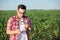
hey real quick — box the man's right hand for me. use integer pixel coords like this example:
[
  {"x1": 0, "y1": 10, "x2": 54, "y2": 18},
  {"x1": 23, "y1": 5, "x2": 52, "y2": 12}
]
[{"x1": 15, "y1": 29, "x2": 21, "y2": 34}]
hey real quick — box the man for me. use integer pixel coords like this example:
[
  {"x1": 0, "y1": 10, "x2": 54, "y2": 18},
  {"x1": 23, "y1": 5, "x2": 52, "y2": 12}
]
[{"x1": 6, "y1": 4, "x2": 33, "y2": 40}]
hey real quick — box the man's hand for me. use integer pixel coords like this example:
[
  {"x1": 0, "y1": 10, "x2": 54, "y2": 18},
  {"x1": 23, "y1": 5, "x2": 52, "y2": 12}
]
[
  {"x1": 25, "y1": 23, "x2": 28, "y2": 28},
  {"x1": 15, "y1": 29, "x2": 21, "y2": 34},
  {"x1": 25, "y1": 24, "x2": 31, "y2": 30}
]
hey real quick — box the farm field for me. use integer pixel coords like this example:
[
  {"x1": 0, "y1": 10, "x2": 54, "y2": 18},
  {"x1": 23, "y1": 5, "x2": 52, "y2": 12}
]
[{"x1": 0, "y1": 10, "x2": 60, "y2": 40}]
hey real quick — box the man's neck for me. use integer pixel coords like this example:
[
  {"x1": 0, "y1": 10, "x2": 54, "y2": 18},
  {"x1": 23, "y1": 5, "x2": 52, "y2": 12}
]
[{"x1": 16, "y1": 15, "x2": 24, "y2": 20}]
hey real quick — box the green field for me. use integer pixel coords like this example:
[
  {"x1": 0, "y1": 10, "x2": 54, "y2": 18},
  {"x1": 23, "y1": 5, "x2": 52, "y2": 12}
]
[{"x1": 0, "y1": 10, "x2": 60, "y2": 40}]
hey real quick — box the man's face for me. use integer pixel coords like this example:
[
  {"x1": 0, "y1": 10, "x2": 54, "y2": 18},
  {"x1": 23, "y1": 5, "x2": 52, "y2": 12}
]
[{"x1": 17, "y1": 8, "x2": 26, "y2": 18}]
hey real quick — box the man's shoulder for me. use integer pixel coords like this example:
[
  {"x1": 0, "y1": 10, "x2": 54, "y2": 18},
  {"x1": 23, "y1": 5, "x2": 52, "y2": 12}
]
[
  {"x1": 8, "y1": 16, "x2": 16, "y2": 20},
  {"x1": 24, "y1": 16, "x2": 30, "y2": 21},
  {"x1": 24, "y1": 16, "x2": 29, "y2": 19}
]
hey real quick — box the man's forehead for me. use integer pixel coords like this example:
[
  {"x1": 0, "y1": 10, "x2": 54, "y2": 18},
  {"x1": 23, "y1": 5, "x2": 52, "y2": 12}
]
[
  {"x1": 19, "y1": 8, "x2": 25, "y2": 10},
  {"x1": 18, "y1": 9, "x2": 25, "y2": 12}
]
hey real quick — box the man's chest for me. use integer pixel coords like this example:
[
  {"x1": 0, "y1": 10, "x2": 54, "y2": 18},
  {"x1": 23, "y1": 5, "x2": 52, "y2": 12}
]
[{"x1": 19, "y1": 19, "x2": 26, "y2": 32}]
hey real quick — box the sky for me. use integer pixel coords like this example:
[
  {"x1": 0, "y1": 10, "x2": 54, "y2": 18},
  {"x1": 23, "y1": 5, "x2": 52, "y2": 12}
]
[{"x1": 0, "y1": 0, "x2": 60, "y2": 10}]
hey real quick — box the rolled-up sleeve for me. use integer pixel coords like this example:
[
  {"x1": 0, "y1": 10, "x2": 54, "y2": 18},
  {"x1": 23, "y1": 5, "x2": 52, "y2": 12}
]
[
  {"x1": 7, "y1": 17, "x2": 12, "y2": 30},
  {"x1": 28, "y1": 17, "x2": 33, "y2": 30}
]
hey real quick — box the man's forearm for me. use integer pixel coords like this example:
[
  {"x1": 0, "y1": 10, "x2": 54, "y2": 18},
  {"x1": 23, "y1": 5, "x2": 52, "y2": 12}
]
[
  {"x1": 6, "y1": 29, "x2": 20, "y2": 34},
  {"x1": 6, "y1": 30, "x2": 17, "y2": 34}
]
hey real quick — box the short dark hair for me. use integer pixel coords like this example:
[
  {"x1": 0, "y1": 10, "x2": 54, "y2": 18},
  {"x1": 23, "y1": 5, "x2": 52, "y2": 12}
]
[{"x1": 17, "y1": 4, "x2": 26, "y2": 10}]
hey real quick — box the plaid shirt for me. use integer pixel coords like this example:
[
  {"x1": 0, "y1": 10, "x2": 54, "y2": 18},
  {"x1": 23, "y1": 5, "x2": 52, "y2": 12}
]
[{"x1": 7, "y1": 16, "x2": 33, "y2": 40}]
